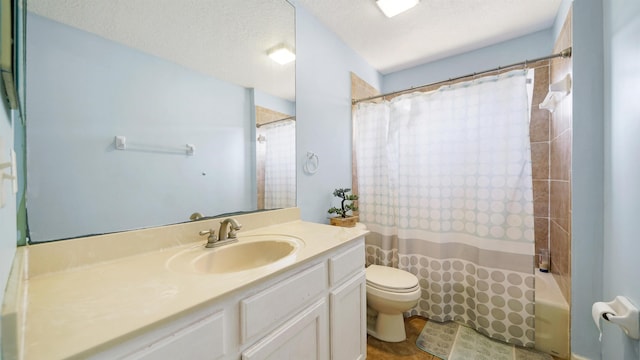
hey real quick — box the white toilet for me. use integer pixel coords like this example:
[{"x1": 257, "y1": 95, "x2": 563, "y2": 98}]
[{"x1": 366, "y1": 264, "x2": 421, "y2": 342}]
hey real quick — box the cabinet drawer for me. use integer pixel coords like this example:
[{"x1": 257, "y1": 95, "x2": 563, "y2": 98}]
[
  {"x1": 329, "y1": 239, "x2": 365, "y2": 287},
  {"x1": 241, "y1": 262, "x2": 327, "y2": 343}
]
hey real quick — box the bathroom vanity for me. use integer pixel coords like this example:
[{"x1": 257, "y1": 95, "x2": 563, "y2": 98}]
[{"x1": 2, "y1": 208, "x2": 367, "y2": 360}]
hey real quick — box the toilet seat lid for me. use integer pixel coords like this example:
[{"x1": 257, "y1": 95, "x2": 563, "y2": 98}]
[{"x1": 366, "y1": 265, "x2": 419, "y2": 292}]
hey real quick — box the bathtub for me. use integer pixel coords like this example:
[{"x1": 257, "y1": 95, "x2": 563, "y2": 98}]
[{"x1": 535, "y1": 269, "x2": 570, "y2": 359}]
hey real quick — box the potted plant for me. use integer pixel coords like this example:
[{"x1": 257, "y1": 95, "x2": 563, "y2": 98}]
[{"x1": 328, "y1": 188, "x2": 359, "y2": 227}]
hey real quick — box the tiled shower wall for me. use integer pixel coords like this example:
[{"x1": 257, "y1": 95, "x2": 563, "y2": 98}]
[
  {"x1": 532, "y1": 9, "x2": 573, "y2": 304},
  {"x1": 531, "y1": 61, "x2": 552, "y2": 268},
  {"x1": 549, "y1": 9, "x2": 573, "y2": 303}
]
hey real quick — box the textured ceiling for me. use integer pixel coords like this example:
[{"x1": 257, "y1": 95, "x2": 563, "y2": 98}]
[
  {"x1": 27, "y1": 0, "x2": 296, "y2": 101},
  {"x1": 298, "y1": 0, "x2": 562, "y2": 74},
  {"x1": 28, "y1": 1, "x2": 562, "y2": 101}
]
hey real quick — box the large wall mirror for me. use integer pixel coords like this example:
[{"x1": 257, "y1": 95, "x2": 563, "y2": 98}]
[
  {"x1": 1, "y1": 0, "x2": 26, "y2": 116},
  {"x1": 24, "y1": 0, "x2": 296, "y2": 243}
]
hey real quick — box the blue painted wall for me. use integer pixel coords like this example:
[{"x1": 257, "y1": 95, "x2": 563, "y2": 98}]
[
  {"x1": 570, "y1": 1, "x2": 640, "y2": 358},
  {"x1": 294, "y1": 4, "x2": 382, "y2": 223},
  {"x1": 383, "y1": 29, "x2": 553, "y2": 93},
  {"x1": 602, "y1": 0, "x2": 640, "y2": 358},
  {"x1": 568, "y1": 0, "x2": 607, "y2": 358},
  {"x1": 26, "y1": 14, "x2": 256, "y2": 242}
]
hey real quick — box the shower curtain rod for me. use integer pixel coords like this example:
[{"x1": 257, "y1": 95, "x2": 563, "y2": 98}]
[
  {"x1": 352, "y1": 47, "x2": 572, "y2": 105},
  {"x1": 256, "y1": 116, "x2": 296, "y2": 128}
]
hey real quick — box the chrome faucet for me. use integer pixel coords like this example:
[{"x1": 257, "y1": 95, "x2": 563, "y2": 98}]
[{"x1": 199, "y1": 218, "x2": 242, "y2": 248}]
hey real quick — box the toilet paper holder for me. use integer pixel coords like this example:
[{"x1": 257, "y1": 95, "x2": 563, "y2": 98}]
[{"x1": 599, "y1": 296, "x2": 639, "y2": 340}]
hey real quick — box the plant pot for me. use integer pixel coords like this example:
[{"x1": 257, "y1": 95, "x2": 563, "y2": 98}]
[{"x1": 329, "y1": 215, "x2": 358, "y2": 227}]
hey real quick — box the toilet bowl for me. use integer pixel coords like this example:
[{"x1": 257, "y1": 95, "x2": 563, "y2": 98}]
[{"x1": 366, "y1": 264, "x2": 421, "y2": 342}]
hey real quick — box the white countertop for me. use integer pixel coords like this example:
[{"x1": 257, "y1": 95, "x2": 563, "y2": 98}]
[{"x1": 6, "y1": 209, "x2": 367, "y2": 360}]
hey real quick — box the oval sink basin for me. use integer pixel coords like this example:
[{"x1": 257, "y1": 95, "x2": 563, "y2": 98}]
[{"x1": 166, "y1": 235, "x2": 303, "y2": 275}]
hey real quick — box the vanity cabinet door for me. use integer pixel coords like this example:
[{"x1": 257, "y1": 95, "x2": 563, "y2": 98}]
[
  {"x1": 330, "y1": 272, "x2": 366, "y2": 360},
  {"x1": 127, "y1": 313, "x2": 225, "y2": 360},
  {"x1": 241, "y1": 299, "x2": 329, "y2": 360},
  {"x1": 91, "y1": 308, "x2": 226, "y2": 360}
]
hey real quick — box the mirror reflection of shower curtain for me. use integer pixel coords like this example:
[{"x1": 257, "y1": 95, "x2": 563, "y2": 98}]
[
  {"x1": 355, "y1": 70, "x2": 536, "y2": 347},
  {"x1": 262, "y1": 120, "x2": 296, "y2": 209}
]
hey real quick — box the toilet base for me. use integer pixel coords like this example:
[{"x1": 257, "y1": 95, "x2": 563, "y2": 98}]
[{"x1": 367, "y1": 309, "x2": 407, "y2": 342}]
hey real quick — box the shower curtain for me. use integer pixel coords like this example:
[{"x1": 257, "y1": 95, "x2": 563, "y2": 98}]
[
  {"x1": 355, "y1": 70, "x2": 536, "y2": 347},
  {"x1": 261, "y1": 120, "x2": 296, "y2": 209}
]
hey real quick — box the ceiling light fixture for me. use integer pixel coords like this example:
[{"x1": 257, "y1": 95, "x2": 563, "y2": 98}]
[
  {"x1": 376, "y1": 0, "x2": 420, "y2": 18},
  {"x1": 268, "y1": 44, "x2": 296, "y2": 65}
]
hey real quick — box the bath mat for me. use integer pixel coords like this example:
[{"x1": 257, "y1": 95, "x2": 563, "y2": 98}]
[{"x1": 416, "y1": 320, "x2": 553, "y2": 360}]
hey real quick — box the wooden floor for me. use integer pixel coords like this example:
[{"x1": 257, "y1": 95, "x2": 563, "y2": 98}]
[
  {"x1": 366, "y1": 316, "x2": 564, "y2": 360},
  {"x1": 366, "y1": 316, "x2": 442, "y2": 360}
]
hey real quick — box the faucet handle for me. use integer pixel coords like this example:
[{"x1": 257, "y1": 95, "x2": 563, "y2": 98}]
[{"x1": 199, "y1": 229, "x2": 216, "y2": 242}]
